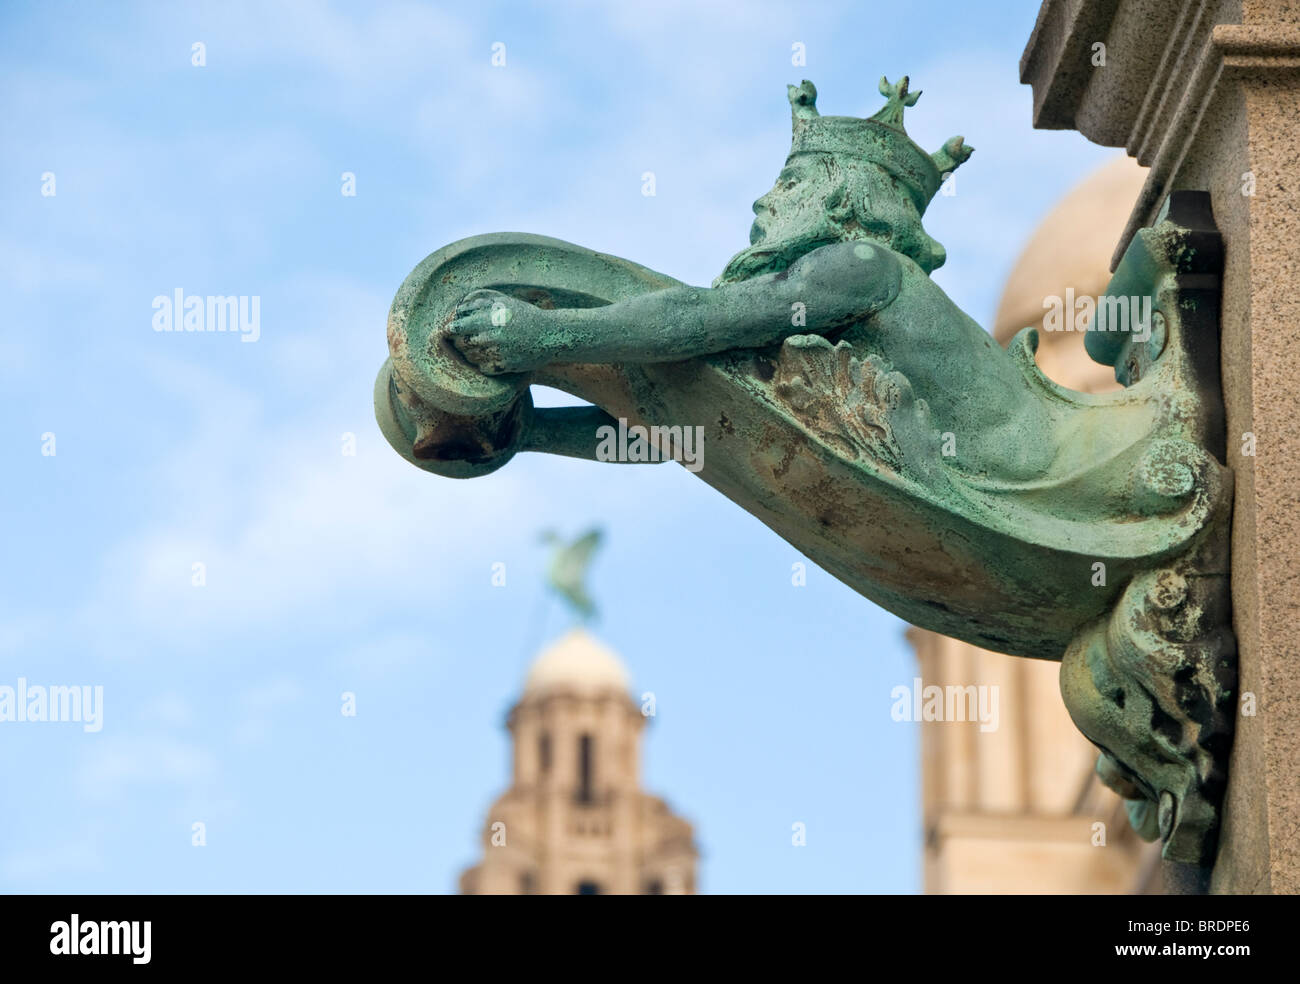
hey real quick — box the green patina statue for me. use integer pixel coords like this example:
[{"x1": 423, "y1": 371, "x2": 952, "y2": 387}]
[{"x1": 375, "y1": 77, "x2": 1235, "y2": 882}]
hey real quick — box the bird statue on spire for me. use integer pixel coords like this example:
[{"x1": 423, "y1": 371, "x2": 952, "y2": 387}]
[{"x1": 540, "y1": 527, "x2": 602, "y2": 621}]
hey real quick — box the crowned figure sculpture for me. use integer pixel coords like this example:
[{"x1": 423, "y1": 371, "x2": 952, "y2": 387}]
[{"x1": 376, "y1": 76, "x2": 1236, "y2": 889}]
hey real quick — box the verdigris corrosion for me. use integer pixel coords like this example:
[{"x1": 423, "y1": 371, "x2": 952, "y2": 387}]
[{"x1": 376, "y1": 77, "x2": 1235, "y2": 878}]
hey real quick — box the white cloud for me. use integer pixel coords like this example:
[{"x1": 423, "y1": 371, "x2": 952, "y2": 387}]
[
  {"x1": 332, "y1": 629, "x2": 431, "y2": 677},
  {"x1": 3, "y1": 834, "x2": 104, "y2": 882},
  {"x1": 242, "y1": 676, "x2": 303, "y2": 712},
  {"x1": 0, "y1": 614, "x2": 52, "y2": 658},
  {"x1": 143, "y1": 692, "x2": 195, "y2": 728},
  {"x1": 74, "y1": 735, "x2": 216, "y2": 801},
  {"x1": 232, "y1": 676, "x2": 305, "y2": 746},
  {"x1": 0, "y1": 234, "x2": 107, "y2": 293}
]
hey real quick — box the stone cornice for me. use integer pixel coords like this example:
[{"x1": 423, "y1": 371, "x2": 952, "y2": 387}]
[{"x1": 1022, "y1": 1, "x2": 1300, "y2": 268}]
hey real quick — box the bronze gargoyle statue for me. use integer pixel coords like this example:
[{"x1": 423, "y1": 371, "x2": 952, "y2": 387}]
[{"x1": 375, "y1": 76, "x2": 1236, "y2": 877}]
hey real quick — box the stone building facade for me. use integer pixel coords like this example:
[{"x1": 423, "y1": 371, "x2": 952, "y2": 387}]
[{"x1": 459, "y1": 629, "x2": 697, "y2": 894}]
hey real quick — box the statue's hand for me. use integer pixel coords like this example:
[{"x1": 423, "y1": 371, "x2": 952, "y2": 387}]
[{"x1": 447, "y1": 289, "x2": 548, "y2": 375}]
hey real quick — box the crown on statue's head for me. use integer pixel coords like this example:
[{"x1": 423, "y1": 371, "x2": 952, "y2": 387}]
[{"x1": 786, "y1": 77, "x2": 972, "y2": 211}]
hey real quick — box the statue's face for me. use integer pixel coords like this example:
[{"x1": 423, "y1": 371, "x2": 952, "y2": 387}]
[
  {"x1": 717, "y1": 153, "x2": 943, "y2": 284},
  {"x1": 749, "y1": 158, "x2": 829, "y2": 246}
]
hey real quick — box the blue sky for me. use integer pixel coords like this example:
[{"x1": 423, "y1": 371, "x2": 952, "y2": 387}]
[{"x1": 0, "y1": 1, "x2": 1118, "y2": 893}]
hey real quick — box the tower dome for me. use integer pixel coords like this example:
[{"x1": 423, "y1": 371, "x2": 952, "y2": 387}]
[
  {"x1": 524, "y1": 628, "x2": 631, "y2": 696},
  {"x1": 992, "y1": 155, "x2": 1147, "y2": 394},
  {"x1": 462, "y1": 624, "x2": 696, "y2": 894}
]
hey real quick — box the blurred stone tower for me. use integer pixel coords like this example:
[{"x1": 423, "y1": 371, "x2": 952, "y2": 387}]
[
  {"x1": 910, "y1": 156, "x2": 1165, "y2": 894},
  {"x1": 458, "y1": 628, "x2": 698, "y2": 894}
]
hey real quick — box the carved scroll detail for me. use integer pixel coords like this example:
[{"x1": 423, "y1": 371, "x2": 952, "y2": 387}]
[{"x1": 771, "y1": 334, "x2": 911, "y2": 470}]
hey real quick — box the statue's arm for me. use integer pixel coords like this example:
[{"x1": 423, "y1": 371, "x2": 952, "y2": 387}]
[
  {"x1": 449, "y1": 241, "x2": 902, "y2": 373},
  {"x1": 561, "y1": 241, "x2": 901, "y2": 362}
]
